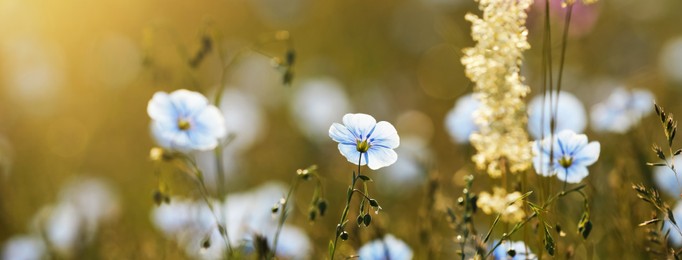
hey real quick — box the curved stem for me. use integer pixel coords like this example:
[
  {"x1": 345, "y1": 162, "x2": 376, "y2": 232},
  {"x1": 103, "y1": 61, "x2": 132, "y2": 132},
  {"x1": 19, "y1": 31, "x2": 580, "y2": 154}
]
[{"x1": 182, "y1": 156, "x2": 233, "y2": 255}]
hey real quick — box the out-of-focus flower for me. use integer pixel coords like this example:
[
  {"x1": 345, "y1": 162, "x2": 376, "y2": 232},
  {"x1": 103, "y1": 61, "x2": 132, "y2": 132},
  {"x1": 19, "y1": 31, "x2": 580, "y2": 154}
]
[
  {"x1": 218, "y1": 89, "x2": 265, "y2": 152},
  {"x1": 26, "y1": 177, "x2": 119, "y2": 258},
  {"x1": 531, "y1": 1, "x2": 600, "y2": 38},
  {"x1": 527, "y1": 91, "x2": 587, "y2": 140},
  {"x1": 42, "y1": 203, "x2": 82, "y2": 256},
  {"x1": 491, "y1": 240, "x2": 537, "y2": 260},
  {"x1": 59, "y1": 178, "x2": 120, "y2": 234},
  {"x1": 357, "y1": 234, "x2": 413, "y2": 260},
  {"x1": 660, "y1": 36, "x2": 682, "y2": 84},
  {"x1": 290, "y1": 78, "x2": 352, "y2": 143},
  {"x1": 151, "y1": 183, "x2": 312, "y2": 259},
  {"x1": 664, "y1": 202, "x2": 682, "y2": 247},
  {"x1": 532, "y1": 130, "x2": 600, "y2": 183},
  {"x1": 653, "y1": 157, "x2": 682, "y2": 198},
  {"x1": 329, "y1": 113, "x2": 400, "y2": 170},
  {"x1": 461, "y1": 0, "x2": 534, "y2": 177},
  {"x1": 478, "y1": 187, "x2": 526, "y2": 223},
  {"x1": 376, "y1": 137, "x2": 429, "y2": 195},
  {"x1": 1, "y1": 36, "x2": 65, "y2": 115},
  {"x1": 191, "y1": 89, "x2": 266, "y2": 191},
  {"x1": 1, "y1": 235, "x2": 47, "y2": 260},
  {"x1": 445, "y1": 94, "x2": 480, "y2": 144},
  {"x1": 226, "y1": 183, "x2": 312, "y2": 259},
  {"x1": 591, "y1": 87, "x2": 654, "y2": 133},
  {"x1": 152, "y1": 198, "x2": 226, "y2": 259},
  {"x1": 147, "y1": 89, "x2": 226, "y2": 152}
]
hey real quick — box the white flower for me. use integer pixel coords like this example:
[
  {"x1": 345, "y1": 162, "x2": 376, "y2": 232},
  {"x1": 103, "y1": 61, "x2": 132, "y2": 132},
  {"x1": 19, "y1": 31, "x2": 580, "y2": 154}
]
[
  {"x1": 147, "y1": 89, "x2": 227, "y2": 152},
  {"x1": 329, "y1": 113, "x2": 400, "y2": 170}
]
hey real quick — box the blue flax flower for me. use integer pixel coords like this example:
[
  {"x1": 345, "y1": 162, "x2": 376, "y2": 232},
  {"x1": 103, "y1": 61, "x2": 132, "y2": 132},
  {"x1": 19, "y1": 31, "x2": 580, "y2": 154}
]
[
  {"x1": 358, "y1": 234, "x2": 413, "y2": 260},
  {"x1": 147, "y1": 89, "x2": 226, "y2": 152},
  {"x1": 491, "y1": 240, "x2": 536, "y2": 260},
  {"x1": 329, "y1": 113, "x2": 400, "y2": 170},
  {"x1": 532, "y1": 130, "x2": 600, "y2": 183}
]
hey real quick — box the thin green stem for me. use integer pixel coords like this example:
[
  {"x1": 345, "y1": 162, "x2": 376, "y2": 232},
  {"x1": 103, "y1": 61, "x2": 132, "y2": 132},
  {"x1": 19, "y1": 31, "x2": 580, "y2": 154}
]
[
  {"x1": 330, "y1": 153, "x2": 363, "y2": 260},
  {"x1": 483, "y1": 187, "x2": 582, "y2": 258},
  {"x1": 271, "y1": 176, "x2": 301, "y2": 258},
  {"x1": 182, "y1": 157, "x2": 233, "y2": 255},
  {"x1": 541, "y1": 0, "x2": 554, "y2": 205},
  {"x1": 551, "y1": 3, "x2": 574, "y2": 136}
]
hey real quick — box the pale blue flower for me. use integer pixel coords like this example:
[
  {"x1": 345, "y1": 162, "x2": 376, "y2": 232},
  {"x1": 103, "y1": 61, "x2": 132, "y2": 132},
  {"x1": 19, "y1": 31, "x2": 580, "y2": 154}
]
[
  {"x1": 147, "y1": 89, "x2": 226, "y2": 152},
  {"x1": 590, "y1": 87, "x2": 654, "y2": 133},
  {"x1": 491, "y1": 240, "x2": 536, "y2": 260},
  {"x1": 445, "y1": 94, "x2": 480, "y2": 144},
  {"x1": 527, "y1": 91, "x2": 587, "y2": 140},
  {"x1": 329, "y1": 113, "x2": 400, "y2": 170},
  {"x1": 532, "y1": 130, "x2": 600, "y2": 183},
  {"x1": 653, "y1": 156, "x2": 682, "y2": 198},
  {"x1": 358, "y1": 234, "x2": 413, "y2": 260}
]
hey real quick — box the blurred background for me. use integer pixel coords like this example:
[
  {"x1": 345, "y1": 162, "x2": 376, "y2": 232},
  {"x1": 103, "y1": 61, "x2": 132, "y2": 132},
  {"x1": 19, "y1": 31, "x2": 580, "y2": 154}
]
[{"x1": 1, "y1": 0, "x2": 682, "y2": 258}]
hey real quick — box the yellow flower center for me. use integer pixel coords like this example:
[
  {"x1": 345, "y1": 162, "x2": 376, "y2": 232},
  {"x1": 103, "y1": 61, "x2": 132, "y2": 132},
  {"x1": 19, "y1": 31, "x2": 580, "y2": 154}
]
[
  {"x1": 558, "y1": 156, "x2": 573, "y2": 168},
  {"x1": 356, "y1": 139, "x2": 370, "y2": 153},
  {"x1": 177, "y1": 119, "x2": 191, "y2": 131}
]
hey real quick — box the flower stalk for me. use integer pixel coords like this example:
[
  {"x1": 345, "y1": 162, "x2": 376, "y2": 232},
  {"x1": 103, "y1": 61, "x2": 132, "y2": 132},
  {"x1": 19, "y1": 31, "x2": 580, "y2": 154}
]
[{"x1": 329, "y1": 153, "x2": 363, "y2": 260}]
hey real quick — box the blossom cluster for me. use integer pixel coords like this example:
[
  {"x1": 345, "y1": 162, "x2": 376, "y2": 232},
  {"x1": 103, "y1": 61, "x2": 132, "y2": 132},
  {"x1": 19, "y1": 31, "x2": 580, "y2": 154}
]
[
  {"x1": 477, "y1": 187, "x2": 526, "y2": 223},
  {"x1": 461, "y1": 0, "x2": 534, "y2": 177}
]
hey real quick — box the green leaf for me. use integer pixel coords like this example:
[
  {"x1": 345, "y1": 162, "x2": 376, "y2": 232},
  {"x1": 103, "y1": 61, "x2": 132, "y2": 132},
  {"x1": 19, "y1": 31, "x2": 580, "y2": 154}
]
[
  {"x1": 328, "y1": 240, "x2": 334, "y2": 258},
  {"x1": 544, "y1": 224, "x2": 555, "y2": 256},
  {"x1": 357, "y1": 175, "x2": 373, "y2": 182}
]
